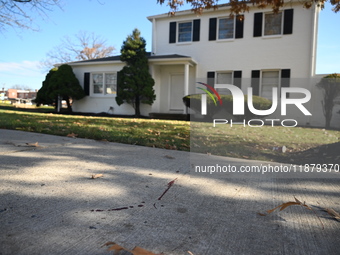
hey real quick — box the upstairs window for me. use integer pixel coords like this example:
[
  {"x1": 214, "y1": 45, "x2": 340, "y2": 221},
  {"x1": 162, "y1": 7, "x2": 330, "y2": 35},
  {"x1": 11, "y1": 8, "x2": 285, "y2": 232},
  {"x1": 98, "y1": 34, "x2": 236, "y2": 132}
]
[
  {"x1": 254, "y1": 9, "x2": 293, "y2": 37},
  {"x1": 178, "y1": 22, "x2": 192, "y2": 42},
  {"x1": 169, "y1": 19, "x2": 200, "y2": 43},
  {"x1": 264, "y1": 12, "x2": 282, "y2": 36},
  {"x1": 209, "y1": 15, "x2": 244, "y2": 41},
  {"x1": 218, "y1": 17, "x2": 234, "y2": 40}
]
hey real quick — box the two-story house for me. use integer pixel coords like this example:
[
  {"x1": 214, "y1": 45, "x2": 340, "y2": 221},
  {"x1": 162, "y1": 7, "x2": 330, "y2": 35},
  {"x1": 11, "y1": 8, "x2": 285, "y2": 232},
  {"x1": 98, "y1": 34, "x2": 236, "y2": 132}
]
[{"x1": 66, "y1": 2, "x2": 337, "y2": 127}]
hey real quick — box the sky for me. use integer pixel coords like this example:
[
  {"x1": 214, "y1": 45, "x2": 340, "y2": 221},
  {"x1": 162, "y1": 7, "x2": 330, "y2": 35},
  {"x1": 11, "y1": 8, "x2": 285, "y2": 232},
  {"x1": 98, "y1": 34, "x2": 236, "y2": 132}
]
[{"x1": 0, "y1": 1, "x2": 339, "y2": 91}]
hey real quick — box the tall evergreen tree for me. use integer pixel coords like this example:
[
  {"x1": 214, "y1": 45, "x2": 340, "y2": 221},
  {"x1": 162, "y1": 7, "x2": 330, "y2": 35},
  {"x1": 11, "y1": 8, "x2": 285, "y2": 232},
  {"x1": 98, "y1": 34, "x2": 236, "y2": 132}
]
[
  {"x1": 116, "y1": 29, "x2": 155, "y2": 117},
  {"x1": 49, "y1": 64, "x2": 85, "y2": 112},
  {"x1": 35, "y1": 64, "x2": 85, "y2": 112},
  {"x1": 35, "y1": 68, "x2": 57, "y2": 107}
]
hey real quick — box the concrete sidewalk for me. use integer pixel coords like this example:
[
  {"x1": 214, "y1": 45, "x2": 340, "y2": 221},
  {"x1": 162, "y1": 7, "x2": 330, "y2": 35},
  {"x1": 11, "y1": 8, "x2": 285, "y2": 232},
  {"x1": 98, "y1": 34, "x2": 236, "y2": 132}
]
[{"x1": 0, "y1": 129, "x2": 339, "y2": 255}]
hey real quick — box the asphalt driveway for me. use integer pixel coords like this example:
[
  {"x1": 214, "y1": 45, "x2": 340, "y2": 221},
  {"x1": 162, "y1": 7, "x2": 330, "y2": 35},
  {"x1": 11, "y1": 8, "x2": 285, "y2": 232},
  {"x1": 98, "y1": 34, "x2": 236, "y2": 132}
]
[{"x1": 0, "y1": 129, "x2": 339, "y2": 255}]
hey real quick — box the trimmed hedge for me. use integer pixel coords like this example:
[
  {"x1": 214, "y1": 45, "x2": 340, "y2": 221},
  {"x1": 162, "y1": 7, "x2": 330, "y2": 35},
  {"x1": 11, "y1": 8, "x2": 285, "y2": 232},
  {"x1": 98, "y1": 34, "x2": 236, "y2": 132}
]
[{"x1": 183, "y1": 94, "x2": 273, "y2": 121}]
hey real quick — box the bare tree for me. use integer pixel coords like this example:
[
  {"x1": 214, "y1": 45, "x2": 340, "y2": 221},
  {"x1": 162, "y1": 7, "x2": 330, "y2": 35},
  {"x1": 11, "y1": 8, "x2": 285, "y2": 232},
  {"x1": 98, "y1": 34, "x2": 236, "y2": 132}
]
[
  {"x1": 0, "y1": 0, "x2": 61, "y2": 31},
  {"x1": 40, "y1": 31, "x2": 115, "y2": 71},
  {"x1": 157, "y1": 0, "x2": 340, "y2": 16},
  {"x1": 11, "y1": 84, "x2": 33, "y2": 91}
]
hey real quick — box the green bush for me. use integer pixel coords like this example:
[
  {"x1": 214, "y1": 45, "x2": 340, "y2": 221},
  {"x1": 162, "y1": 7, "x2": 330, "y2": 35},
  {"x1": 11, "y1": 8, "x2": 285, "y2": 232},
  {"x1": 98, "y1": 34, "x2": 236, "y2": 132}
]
[
  {"x1": 316, "y1": 73, "x2": 340, "y2": 129},
  {"x1": 183, "y1": 94, "x2": 273, "y2": 121}
]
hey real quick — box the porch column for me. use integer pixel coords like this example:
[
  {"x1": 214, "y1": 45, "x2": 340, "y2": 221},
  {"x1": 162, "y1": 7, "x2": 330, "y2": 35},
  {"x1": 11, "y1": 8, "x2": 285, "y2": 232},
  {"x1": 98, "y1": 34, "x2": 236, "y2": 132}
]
[{"x1": 184, "y1": 63, "x2": 189, "y2": 113}]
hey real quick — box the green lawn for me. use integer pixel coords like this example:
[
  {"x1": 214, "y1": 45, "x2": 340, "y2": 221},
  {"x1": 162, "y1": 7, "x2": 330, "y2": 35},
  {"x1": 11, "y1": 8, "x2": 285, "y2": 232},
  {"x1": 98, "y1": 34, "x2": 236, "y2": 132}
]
[{"x1": 0, "y1": 105, "x2": 339, "y2": 164}]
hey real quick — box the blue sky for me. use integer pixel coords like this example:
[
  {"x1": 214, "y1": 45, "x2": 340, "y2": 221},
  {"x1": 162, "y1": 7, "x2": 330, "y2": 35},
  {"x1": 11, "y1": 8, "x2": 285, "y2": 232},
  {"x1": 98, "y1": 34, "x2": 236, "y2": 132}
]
[{"x1": 0, "y1": 1, "x2": 339, "y2": 91}]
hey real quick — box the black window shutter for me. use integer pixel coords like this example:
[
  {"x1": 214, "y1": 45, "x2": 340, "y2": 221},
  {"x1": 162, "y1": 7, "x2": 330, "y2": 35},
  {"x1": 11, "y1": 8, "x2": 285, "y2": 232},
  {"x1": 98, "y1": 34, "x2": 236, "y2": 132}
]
[
  {"x1": 253, "y1": 13, "x2": 263, "y2": 37},
  {"x1": 283, "y1": 9, "x2": 294, "y2": 35},
  {"x1": 281, "y1": 69, "x2": 291, "y2": 88},
  {"x1": 235, "y1": 15, "x2": 244, "y2": 39},
  {"x1": 251, "y1": 70, "x2": 260, "y2": 96},
  {"x1": 193, "y1": 19, "x2": 201, "y2": 42},
  {"x1": 209, "y1": 18, "x2": 217, "y2": 41},
  {"x1": 207, "y1": 72, "x2": 215, "y2": 87},
  {"x1": 169, "y1": 22, "x2": 177, "y2": 43},
  {"x1": 233, "y1": 71, "x2": 242, "y2": 88},
  {"x1": 281, "y1": 69, "x2": 291, "y2": 98},
  {"x1": 116, "y1": 70, "x2": 121, "y2": 95},
  {"x1": 84, "y1": 72, "x2": 90, "y2": 96}
]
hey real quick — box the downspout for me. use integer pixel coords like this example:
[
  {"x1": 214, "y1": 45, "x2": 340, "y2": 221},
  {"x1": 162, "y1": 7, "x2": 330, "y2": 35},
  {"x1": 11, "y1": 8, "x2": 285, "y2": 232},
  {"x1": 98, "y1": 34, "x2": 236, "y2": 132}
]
[
  {"x1": 307, "y1": 3, "x2": 320, "y2": 125},
  {"x1": 152, "y1": 18, "x2": 157, "y2": 55},
  {"x1": 310, "y1": 3, "x2": 319, "y2": 77},
  {"x1": 184, "y1": 63, "x2": 190, "y2": 114}
]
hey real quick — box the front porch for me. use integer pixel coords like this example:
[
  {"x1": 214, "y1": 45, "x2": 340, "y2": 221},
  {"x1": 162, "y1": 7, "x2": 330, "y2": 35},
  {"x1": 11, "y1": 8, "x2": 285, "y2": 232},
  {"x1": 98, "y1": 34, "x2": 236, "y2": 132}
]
[{"x1": 148, "y1": 54, "x2": 197, "y2": 114}]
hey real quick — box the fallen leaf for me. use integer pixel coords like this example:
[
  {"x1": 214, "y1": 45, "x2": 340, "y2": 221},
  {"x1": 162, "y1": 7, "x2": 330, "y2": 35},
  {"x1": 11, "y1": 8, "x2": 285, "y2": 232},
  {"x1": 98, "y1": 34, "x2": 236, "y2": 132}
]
[
  {"x1": 103, "y1": 242, "x2": 161, "y2": 255},
  {"x1": 164, "y1": 155, "x2": 175, "y2": 159},
  {"x1": 158, "y1": 178, "x2": 177, "y2": 201},
  {"x1": 91, "y1": 174, "x2": 104, "y2": 179},
  {"x1": 260, "y1": 196, "x2": 324, "y2": 229},
  {"x1": 67, "y1": 133, "x2": 78, "y2": 138},
  {"x1": 103, "y1": 242, "x2": 125, "y2": 253},
  {"x1": 132, "y1": 246, "x2": 159, "y2": 255},
  {"x1": 266, "y1": 201, "x2": 300, "y2": 214},
  {"x1": 25, "y1": 142, "x2": 40, "y2": 147},
  {"x1": 324, "y1": 208, "x2": 340, "y2": 221}
]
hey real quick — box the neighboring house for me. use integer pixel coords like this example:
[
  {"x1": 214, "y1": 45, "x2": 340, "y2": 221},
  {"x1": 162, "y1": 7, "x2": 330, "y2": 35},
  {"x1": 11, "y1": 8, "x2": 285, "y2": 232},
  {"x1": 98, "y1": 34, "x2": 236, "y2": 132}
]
[
  {"x1": 6, "y1": 89, "x2": 37, "y2": 104},
  {"x1": 66, "y1": 2, "x2": 339, "y2": 128}
]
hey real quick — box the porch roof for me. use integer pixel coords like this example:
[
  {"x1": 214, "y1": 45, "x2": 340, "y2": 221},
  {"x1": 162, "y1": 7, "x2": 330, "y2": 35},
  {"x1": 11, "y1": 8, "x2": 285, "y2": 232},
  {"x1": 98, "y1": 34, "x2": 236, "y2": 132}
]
[{"x1": 64, "y1": 53, "x2": 196, "y2": 66}]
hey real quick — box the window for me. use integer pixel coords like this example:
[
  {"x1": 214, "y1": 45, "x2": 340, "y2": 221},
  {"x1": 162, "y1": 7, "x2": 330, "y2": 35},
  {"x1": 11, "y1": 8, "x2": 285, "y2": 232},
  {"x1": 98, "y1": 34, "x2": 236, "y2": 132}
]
[
  {"x1": 178, "y1": 22, "x2": 192, "y2": 42},
  {"x1": 207, "y1": 71, "x2": 242, "y2": 91},
  {"x1": 216, "y1": 72, "x2": 233, "y2": 84},
  {"x1": 92, "y1": 73, "x2": 117, "y2": 96},
  {"x1": 251, "y1": 69, "x2": 290, "y2": 97},
  {"x1": 169, "y1": 20, "x2": 200, "y2": 43},
  {"x1": 209, "y1": 16, "x2": 243, "y2": 41},
  {"x1": 218, "y1": 17, "x2": 234, "y2": 40},
  {"x1": 215, "y1": 71, "x2": 233, "y2": 94},
  {"x1": 264, "y1": 12, "x2": 282, "y2": 36},
  {"x1": 261, "y1": 71, "x2": 280, "y2": 99},
  {"x1": 254, "y1": 9, "x2": 293, "y2": 37},
  {"x1": 216, "y1": 72, "x2": 232, "y2": 94}
]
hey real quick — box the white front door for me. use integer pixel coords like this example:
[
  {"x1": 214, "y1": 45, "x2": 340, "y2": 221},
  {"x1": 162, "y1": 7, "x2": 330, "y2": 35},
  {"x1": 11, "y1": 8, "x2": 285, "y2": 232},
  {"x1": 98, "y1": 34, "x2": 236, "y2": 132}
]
[{"x1": 169, "y1": 73, "x2": 184, "y2": 111}]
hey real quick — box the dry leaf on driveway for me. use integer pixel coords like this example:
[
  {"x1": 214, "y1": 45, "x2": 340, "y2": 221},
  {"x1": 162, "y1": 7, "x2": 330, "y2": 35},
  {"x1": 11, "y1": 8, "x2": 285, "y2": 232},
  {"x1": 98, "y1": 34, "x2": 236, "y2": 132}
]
[
  {"x1": 25, "y1": 142, "x2": 40, "y2": 147},
  {"x1": 324, "y1": 208, "x2": 340, "y2": 221},
  {"x1": 103, "y1": 241, "x2": 162, "y2": 255},
  {"x1": 91, "y1": 174, "x2": 104, "y2": 179},
  {"x1": 67, "y1": 133, "x2": 78, "y2": 138},
  {"x1": 259, "y1": 196, "x2": 324, "y2": 229}
]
